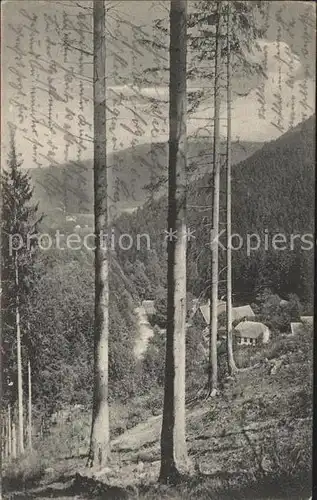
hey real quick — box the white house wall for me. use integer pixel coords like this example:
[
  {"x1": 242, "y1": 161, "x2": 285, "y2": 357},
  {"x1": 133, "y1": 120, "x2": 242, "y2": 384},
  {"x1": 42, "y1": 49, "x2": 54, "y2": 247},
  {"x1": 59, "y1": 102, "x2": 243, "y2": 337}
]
[{"x1": 262, "y1": 327, "x2": 270, "y2": 344}]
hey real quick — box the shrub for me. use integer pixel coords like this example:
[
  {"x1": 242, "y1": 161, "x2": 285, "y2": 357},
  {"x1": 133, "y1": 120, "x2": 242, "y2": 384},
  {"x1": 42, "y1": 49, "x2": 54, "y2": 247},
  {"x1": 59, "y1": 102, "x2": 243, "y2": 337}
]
[
  {"x1": 254, "y1": 289, "x2": 303, "y2": 332},
  {"x1": 141, "y1": 327, "x2": 166, "y2": 389},
  {"x1": 2, "y1": 451, "x2": 46, "y2": 492}
]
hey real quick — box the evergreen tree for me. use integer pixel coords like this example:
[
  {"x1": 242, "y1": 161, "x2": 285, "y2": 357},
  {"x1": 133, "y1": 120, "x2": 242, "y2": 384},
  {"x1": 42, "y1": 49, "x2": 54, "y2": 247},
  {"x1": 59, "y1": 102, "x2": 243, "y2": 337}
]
[{"x1": 1, "y1": 127, "x2": 42, "y2": 451}]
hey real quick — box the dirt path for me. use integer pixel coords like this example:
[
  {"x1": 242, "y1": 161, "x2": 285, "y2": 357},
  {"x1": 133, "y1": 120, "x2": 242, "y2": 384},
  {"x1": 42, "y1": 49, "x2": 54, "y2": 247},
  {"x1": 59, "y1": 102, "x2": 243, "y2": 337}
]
[{"x1": 133, "y1": 306, "x2": 154, "y2": 359}]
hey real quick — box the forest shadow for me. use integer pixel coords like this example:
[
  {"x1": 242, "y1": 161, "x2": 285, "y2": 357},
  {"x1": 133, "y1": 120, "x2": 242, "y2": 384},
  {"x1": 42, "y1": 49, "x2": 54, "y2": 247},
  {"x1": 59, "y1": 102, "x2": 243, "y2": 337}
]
[
  {"x1": 5, "y1": 473, "x2": 133, "y2": 500},
  {"x1": 137, "y1": 469, "x2": 312, "y2": 500},
  {"x1": 3, "y1": 469, "x2": 311, "y2": 500},
  {"x1": 62, "y1": 453, "x2": 89, "y2": 461}
]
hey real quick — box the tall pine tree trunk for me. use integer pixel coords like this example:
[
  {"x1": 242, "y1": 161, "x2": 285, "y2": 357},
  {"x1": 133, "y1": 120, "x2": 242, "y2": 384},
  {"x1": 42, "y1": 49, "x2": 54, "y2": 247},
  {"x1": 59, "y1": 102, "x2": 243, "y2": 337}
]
[
  {"x1": 8, "y1": 405, "x2": 12, "y2": 457},
  {"x1": 14, "y1": 253, "x2": 24, "y2": 453},
  {"x1": 159, "y1": 0, "x2": 188, "y2": 483},
  {"x1": 208, "y1": 0, "x2": 222, "y2": 397},
  {"x1": 27, "y1": 358, "x2": 32, "y2": 450},
  {"x1": 88, "y1": 0, "x2": 110, "y2": 468},
  {"x1": 226, "y1": 1, "x2": 237, "y2": 376}
]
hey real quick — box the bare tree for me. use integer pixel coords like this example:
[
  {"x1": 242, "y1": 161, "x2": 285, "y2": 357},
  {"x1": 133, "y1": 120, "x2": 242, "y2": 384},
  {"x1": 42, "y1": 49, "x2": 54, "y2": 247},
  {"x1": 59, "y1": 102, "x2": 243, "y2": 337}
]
[
  {"x1": 226, "y1": 0, "x2": 238, "y2": 376},
  {"x1": 208, "y1": 0, "x2": 222, "y2": 398},
  {"x1": 8, "y1": 405, "x2": 12, "y2": 457},
  {"x1": 88, "y1": 0, "x2": 110, "y2": 469},
  {"x1": 27, "y1": 358, "x2": 32, "y2": 450},
  {"x1": 159, "y1": 0, "x2": 188, "y2": 484},
  {"x1": 14, "y1": 250, "x2": 24, "y2": 453},
  {"x1": 12, "y1": 421, "x2": 17, "y2": 459},
  {"x1": 2, "y1": 413, "x2": 8, "y2": 460}
]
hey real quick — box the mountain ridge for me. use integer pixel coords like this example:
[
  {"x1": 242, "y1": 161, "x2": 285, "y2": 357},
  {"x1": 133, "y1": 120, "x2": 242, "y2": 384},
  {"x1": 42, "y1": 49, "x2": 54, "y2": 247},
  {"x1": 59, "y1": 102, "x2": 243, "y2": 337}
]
[{"x1": 28, "y1": 139, "x2": 263, "y2": 215}]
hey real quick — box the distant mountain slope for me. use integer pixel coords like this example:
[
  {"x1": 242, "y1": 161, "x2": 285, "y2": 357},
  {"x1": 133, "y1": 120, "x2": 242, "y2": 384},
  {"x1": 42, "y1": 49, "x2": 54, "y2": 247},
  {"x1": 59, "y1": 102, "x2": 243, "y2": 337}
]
[
  {"x1": 228, "y1": 114, "x2": 315, "y2": 302},
  {"x1": 29, "y1": 140, "x2": 262, "y2": 215},
  {"x1": 114, "y1": 114, "x2": 315, "y2": 304},
  {"x1": 231, "y1": 114, "x2": 315, "y2": 235}
]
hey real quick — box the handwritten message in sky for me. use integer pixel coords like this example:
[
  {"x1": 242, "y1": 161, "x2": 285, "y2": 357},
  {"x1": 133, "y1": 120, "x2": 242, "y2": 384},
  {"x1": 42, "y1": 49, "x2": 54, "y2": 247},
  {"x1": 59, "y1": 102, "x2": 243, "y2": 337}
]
[
  {"x1": 255, "y1": 2, "x2": 315, "y2": 133},
  {"x1": 2, "y1": 0, "x2": 316, "y2": 213}
]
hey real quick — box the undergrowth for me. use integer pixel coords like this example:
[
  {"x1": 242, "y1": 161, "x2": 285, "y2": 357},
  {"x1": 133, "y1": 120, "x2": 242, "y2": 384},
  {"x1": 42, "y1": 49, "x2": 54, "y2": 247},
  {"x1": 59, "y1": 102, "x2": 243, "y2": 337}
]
[{"x1": 2, "y1": 328, "x2": 312, "y2": 499}]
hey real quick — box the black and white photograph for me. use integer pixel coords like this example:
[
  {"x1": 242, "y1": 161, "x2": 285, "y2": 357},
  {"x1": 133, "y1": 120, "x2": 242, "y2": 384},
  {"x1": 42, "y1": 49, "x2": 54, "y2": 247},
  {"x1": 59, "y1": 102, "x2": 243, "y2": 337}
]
[{"x1": 0, "y1": 1, "x2": 315, "y2": 498}]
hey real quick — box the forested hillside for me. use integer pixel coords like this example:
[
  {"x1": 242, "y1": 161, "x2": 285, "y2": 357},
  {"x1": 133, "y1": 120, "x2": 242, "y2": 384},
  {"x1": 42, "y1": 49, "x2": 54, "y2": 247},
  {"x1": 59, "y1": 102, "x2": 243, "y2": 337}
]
[
  {"x1": 115, "y1": 114, "x2": 315, "y2": 306},
  {"x1": 2, "y1": 246, "x2": 141, "y2": 417}
]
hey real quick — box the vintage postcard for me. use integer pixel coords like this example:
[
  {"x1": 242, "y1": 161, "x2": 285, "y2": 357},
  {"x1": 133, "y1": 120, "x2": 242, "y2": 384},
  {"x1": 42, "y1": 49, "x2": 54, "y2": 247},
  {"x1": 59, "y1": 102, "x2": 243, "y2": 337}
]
[{"x1": 1, "y1": 1, "x2": 315, "y2": 499}]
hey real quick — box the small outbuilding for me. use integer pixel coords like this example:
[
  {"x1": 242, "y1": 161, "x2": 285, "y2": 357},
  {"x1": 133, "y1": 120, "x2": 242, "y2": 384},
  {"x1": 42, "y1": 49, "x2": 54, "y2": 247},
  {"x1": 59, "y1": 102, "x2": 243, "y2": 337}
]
[
  {"x1": 142, "y1": 300, "x2": 156, "y2": 317},
  {"x1": 290, "y1": 322, "x2": 306, "y2": 336},
  {"x1": 300, "y1": 316, "x2": 313, "y2": 327}
]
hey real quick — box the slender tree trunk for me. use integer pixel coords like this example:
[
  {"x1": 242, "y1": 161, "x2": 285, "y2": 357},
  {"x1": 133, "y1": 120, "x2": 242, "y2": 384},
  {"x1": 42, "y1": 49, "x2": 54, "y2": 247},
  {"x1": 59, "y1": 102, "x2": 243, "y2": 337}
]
[
  {"x1": 1, "y1": 423, "x2": 4, "y2": 462},
  {"x1": 8, "y1": 405, "x2": 12, "y2": 457},
  {"x1": 0, "y1": 445, "x2": 2, "y2": 500},
  {"x1": 208, "y1": 0, "x2": 222, "y2": 397},
  {"x1": 4, "y1": 417, "x2": 8, "y2": 459},
  {"x1": 12, "y1": 422, "x2": 17, "y2": 459},
  {"x1": 1, "y1": 424, "x2": 4, "y2": 462},
  {"x1": 15, "y1": 253, "x2": 24, "y2": 454},
  {"x1": 226, "y1": 1, "x2": 238, "y2": 376},
  {"x1": 159, "y1": 0, "x2": 188, "y2": 483},
  {"x1": 88, "y1": 0, "x2": 110, "y2": 469},
  {"x1": 28, "y1": 359, "x2": 32, "y2": 450}
]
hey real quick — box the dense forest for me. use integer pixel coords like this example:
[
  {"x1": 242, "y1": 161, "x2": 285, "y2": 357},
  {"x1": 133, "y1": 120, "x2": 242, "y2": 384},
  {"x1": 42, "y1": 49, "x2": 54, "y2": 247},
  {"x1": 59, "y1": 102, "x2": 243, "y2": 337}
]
[{"x1": 115, "y1": 114, "x2": 315, "y2": 305}]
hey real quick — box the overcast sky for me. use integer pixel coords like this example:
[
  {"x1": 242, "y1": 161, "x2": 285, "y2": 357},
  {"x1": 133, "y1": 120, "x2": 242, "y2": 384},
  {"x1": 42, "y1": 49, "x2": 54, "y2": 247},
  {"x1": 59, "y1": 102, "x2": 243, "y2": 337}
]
[{"x1": 1, "y1": 0, "x2": 316, "y2": 168}]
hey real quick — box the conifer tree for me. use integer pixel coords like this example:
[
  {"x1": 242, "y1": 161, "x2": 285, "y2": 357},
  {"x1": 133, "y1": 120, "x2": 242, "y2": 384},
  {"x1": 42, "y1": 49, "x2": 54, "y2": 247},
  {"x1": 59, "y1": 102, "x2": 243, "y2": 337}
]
[{"x1": 1, "y1": 126, "x2": 41, "y2": 453}]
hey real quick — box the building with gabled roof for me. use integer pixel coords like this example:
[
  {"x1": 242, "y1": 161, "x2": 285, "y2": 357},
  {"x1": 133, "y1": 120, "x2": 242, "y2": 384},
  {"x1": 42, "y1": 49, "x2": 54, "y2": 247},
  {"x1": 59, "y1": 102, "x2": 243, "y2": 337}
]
[
  {"x1": 232, "y1": 305, "x2": 255, "y2": 322},
  {"x1": 142, "y1": 300, "x2": 156, "y2": 316},
  {"x1": 195, "y1": 301, "x2": 255, "y2": 326},
  {"x1": 234, "y1": 321, "x2": 270, "y2": 346}
]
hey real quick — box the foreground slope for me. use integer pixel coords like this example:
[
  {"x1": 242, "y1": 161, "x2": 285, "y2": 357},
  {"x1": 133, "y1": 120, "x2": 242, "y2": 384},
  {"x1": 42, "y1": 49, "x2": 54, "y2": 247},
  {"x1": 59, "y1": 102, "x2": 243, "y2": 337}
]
[{"x1": 3, "y1": 326, "x2": 312, "y2": 499}]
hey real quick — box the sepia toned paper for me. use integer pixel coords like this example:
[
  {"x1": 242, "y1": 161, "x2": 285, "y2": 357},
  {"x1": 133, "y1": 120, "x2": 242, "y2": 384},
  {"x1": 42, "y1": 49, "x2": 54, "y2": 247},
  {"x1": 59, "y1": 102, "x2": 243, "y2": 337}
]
[{"x1": 1, "y1": 1, "x2": 315, "y2": 498}]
